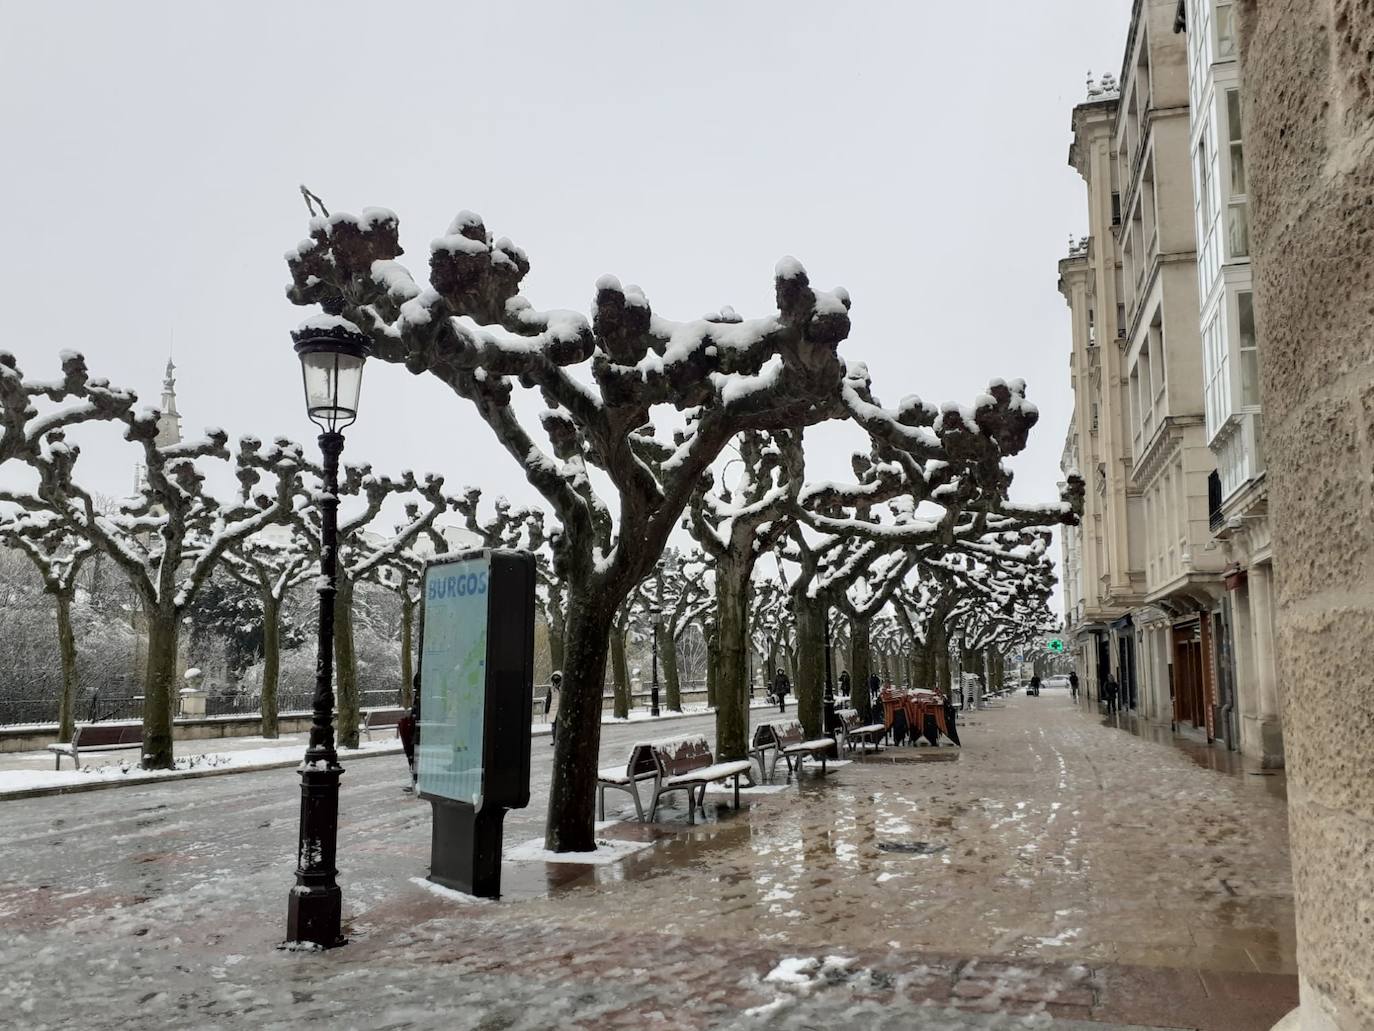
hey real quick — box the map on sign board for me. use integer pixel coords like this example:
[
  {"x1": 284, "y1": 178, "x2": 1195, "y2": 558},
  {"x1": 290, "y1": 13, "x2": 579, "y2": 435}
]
[{"x1": 418, "y1": 553, "x2": 491, "y2": 807}]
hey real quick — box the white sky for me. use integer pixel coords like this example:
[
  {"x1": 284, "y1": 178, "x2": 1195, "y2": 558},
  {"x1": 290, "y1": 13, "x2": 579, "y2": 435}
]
[{"x1": 0, "y1": 0, "x2": 1133, "y2": 608}]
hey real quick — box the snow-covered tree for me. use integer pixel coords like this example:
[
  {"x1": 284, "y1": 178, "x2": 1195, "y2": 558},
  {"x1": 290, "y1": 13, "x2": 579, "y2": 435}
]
[
  {"x1": 286, "y1": 205, "x2": 853, "y2": 851},
  {"x1": 222, "y1": 526, "x2": 316, "y2": 737},
  {"x1": 644, "y1": 548, "x2": 711, "y2": 712},
  {"x1": 0, "y1": 351, "x2": 136, "y2": 468},
  {"x1": 0, "y1": 513, "x2": 93, "y2": 741},
  {"x1": 687, "y1": 430, "x2": 801, "y2": 758},
  {"x1": 6, "y1": 423, "x2": 305, "y2": 768}
]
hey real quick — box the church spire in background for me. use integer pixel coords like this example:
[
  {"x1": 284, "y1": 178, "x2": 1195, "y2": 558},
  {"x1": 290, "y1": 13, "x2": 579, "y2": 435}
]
[{"x1": 155, "y1": 356, "x2": 181, "y2": 447}]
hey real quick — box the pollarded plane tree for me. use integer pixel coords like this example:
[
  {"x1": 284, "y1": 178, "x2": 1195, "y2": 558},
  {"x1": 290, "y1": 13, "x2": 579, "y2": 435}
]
[
  {"x1": 751, "y1": 577, "x2": 796, "y2": 689},
  {"x1": 949, "y1": 541, "x2": 1060, "y2": 694},
  {"x1": 221, "y1": 521, "x2": 316, "y2": 738},
  {"x1": 902, "y1": 531, "x2": 1055, "y2": 702},
  {"x1": 636, "y1": 547, "x2": 712, "y2": 712},
  {"x1": 0, "y1": 351, "x2": 137, "y2": 468},
  {"x1": 6, "y1": 420, "x2": 304, "y2": 768},
  {"x1": 687, "y1": 429, "x2": 802, "y2": 760},
  {"x1": 296, "y1": 463, "x2": 451, "y2": 749},
  {"x1": 797, "y1": 378, "x2": 1084, "y2": 719},
  {"x1": 0, "y1": 511, "x2": 93, "y2": 741},
  {"x1": 286, "y1": 206, "x2": 853, "y2": 851}
]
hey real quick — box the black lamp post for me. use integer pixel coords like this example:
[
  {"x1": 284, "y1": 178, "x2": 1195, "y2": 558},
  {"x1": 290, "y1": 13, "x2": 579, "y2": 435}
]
[
  {"x1": 286, "y1": 317, "x2": 368, "y2": 949},
  {"x1": 822, "y1": 598, "x2": 836, "y2": 738},
  {"x1": 650, "y1": 605, "x2": 662, "y2": 717}
]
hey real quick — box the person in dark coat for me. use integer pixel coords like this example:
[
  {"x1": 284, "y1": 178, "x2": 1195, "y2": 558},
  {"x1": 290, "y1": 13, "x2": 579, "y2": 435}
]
[
  {"x1": 868, "y1": 672, "x2": 882, "y2": 707},
  {"x1": 546, "y1": 671, "x2": 562, "y2": 745},
  {"x1": 773, "y1": 668, "x2": 791, "y2": 713},
  {"x1": 1103, "y1": 672, "x2": 1120, "y2": 715},
  {"x1": 838, "y1": 670, "x2": 852, "y2": 703},
  {"x1": 399, "y1": 672, "x2": 421, "y2": 791},
  {"x1": 1069, "y1": 671, "x2": 1080, "y2": 702}
]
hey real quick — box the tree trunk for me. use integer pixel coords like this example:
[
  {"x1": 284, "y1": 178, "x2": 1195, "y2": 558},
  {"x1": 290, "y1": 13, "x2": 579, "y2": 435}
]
[
  {"x1": 334, "y1": 574, "x2": 360, "y2": 750},
  {"x1": 261, "y1": 593, "x2": 281, "y2": 739},
  {"x1": 611, "y1": 627, "x2": 630, "y2": 719},
  {"x1": 545, "y1": 595, "x2": 614, "y2": 852},
  {"x1": 938, "y1": 623, "x2": 954, "y2": 696},
  {"x1": 399, "y1": 594, "x2": 415, "y2": 708},
  {"x1": 714, "y1": 568, "x2": 750, "y2": 761},
  {"x1": 660, "y1": 622, "x2": 682, "y2": 711},
  {"x1": 794, "y1": 593, "x2": 825, "y2": 738},
  {"x1": 141, "y1": 609, "x2": 180, "y2": 769},
  {"x1": 54, "y1": 590, "x2": 78, "y2": 743},
  {"x1": 850, "y1": 616, "x2": 873, "y2": 722},
  {"x1": 912, "y1": 637, "x2": 932, "y2": 692}
]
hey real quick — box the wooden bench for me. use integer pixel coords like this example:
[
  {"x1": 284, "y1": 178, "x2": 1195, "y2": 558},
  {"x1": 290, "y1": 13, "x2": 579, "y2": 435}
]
[
  {"x1": 835, "y1": 708, "x2": 886, "y2": 755},
  {"x1": 750, "y1": 719, "x2": 836, "y2": 782},
  {"x1": 598, "y1": 735, "x2": 753, "y2": 824},
  {"x1": 46, "y1": 722, "x2": 143, "y2": 770},
  {"x1": 361, "y1": 707, "x2": 408, "y2": 741}
]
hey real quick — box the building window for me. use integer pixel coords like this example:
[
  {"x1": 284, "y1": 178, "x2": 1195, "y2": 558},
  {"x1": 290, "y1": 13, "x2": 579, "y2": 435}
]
[
  {"x1": 1203, "y1": 310, "x2": 1229, "y2": 437},
  {"x1": 1216, "y1": 1, "x2": 1236, "y2": 60},
  {"x1": 1226, "y1": 90, "x2": 1250, "y2": 258},
  {"x1": 1238, "y1": 291, "x2": 1259, "y2": 407},
  {"x1": 1111, "y1": 191, "x2": 1122, "y2": 226},
  {"x1": 1116, "y1": 303, "x2": 1126, "y2": 338}
]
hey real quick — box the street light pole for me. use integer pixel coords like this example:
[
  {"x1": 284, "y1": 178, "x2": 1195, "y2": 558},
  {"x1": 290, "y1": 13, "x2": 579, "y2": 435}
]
[
  {"x1": 287, "y1": 428, "x2": 345, "y2": 947},
  {"x1": 823, "y1": 599, "x2": 836, "y2": 739},
  {"x1": 651, "y1": 608, "x2": 661, "y2": 717},
  {"x1": 287, "y1": 319, "x2": 367, "y2": 949}
]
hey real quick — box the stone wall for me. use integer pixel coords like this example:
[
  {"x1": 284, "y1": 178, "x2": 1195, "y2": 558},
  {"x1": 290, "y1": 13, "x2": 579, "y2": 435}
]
[{"x1": 1236, "y1": 2, "x2": 1374, "y2": 1027}]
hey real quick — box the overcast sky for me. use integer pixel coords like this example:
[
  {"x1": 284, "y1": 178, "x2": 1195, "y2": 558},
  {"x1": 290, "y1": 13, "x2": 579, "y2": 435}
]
[{"x1": 0, "y1": 0, "x2": 1132, "y2": 605}]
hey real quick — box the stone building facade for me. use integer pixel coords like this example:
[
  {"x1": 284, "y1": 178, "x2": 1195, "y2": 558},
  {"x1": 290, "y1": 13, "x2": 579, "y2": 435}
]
[
  {"x1": 1061, "y1": 0, "x2": 1227, "y2": 732},
  {"x1": 1235, "y1": 2, "x2": 1374, "y2": 1027},
  {"x1": 1180, "y1": 0, "x2": 1282, "y2": 766}
]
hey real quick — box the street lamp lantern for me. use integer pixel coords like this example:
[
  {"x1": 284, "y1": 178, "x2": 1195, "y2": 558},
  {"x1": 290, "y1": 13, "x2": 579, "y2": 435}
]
[
  {"x1": 285, "y1": 317, "x2": 369, "y2": 950},
  {"x1": 294, "y1": 316, "x2": 368, "y2": 431}
]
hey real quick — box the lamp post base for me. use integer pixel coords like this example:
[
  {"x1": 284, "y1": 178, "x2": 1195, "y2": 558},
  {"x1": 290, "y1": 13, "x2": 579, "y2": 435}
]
[{"x1": 285, "y1": 883, "x2": 345, "y2": 949}]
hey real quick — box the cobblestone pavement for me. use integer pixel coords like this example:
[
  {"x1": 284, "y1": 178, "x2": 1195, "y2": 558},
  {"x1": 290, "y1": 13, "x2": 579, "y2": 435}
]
[{"x1": 0, "y1": 692, "x2": 1296, "y2": 1029}]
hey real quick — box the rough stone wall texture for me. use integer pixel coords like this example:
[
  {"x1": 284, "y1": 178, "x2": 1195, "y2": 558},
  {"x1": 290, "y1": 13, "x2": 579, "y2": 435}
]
[{"x1": 1237, "y1": 2, "x2": 1374, "y2": 1028}]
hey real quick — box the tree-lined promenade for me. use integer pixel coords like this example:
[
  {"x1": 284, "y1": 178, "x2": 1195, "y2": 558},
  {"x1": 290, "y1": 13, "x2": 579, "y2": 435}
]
[{"x1": 0, "y1": 200, "x2": 1081, "y2": 853}]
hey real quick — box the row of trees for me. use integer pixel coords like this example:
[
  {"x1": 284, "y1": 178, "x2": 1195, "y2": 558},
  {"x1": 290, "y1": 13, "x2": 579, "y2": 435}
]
[{"x1": 283, "y1": 202, "x2": 1083, "y2": 851}]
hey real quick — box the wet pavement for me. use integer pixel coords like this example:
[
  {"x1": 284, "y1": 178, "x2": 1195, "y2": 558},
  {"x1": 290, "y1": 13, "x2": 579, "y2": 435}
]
[{"x1": 0, "y1": 691, "x2": 1296, "y2": 1029}]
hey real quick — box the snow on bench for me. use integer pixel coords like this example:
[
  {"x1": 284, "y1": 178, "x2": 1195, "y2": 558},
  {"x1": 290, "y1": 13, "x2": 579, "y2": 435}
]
[
  {"x1": 750, "y1": 720, "x2": 837, "y2": 782},
  {"x1": 834, "y1": 708, "x2": 886, "y2": 755},
  {"x1": 596, "y1": 734, "x2": 753, "y2": 824}
]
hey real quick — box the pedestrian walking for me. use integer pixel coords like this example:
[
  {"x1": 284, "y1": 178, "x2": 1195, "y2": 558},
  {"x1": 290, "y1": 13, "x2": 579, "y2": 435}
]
[
  {"x1": 1104, "y1": 672, "x2": 1119, "y2": 715},
  {"x1": 399, "y1": 672, "x2": 421, "y2": 791},
  {"x1": 773, "y1": 667, "x2": 791, "y2": 713},
  {"x1": 546, "y1": 671, "x2": 562, "y2": 745},
  {"x1": 1069, "y1": 671, "x2": 1079, "y2": 702},
  {"x1": 1029, "y1": 674, "x2": 1041, "y2": 697},
  {"x1": 838, "y1": 670, "x2": 852, "y2": 703},
  {"x1": 868, "y1": 672, "x2": 881, "y2": 707}
]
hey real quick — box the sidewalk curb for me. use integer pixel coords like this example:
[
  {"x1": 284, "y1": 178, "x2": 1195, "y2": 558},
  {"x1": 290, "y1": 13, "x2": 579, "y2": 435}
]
[{"x1": 0, "y1": 745, "x2": 406, "y2": 803}]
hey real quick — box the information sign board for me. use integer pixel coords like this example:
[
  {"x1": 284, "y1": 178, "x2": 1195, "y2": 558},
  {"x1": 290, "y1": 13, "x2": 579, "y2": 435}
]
[{"x1": 418, "y1": 553, "x2": 491, "y2": 807}]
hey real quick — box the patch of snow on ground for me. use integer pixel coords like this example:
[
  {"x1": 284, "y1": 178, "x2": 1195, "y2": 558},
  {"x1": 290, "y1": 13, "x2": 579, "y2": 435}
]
[
  {"x1": 407, "y1": 876, "x2": 492, "y2": 905},
  {"x1": 504, "y1": 835, "x2": 655, "y2": 866}
]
